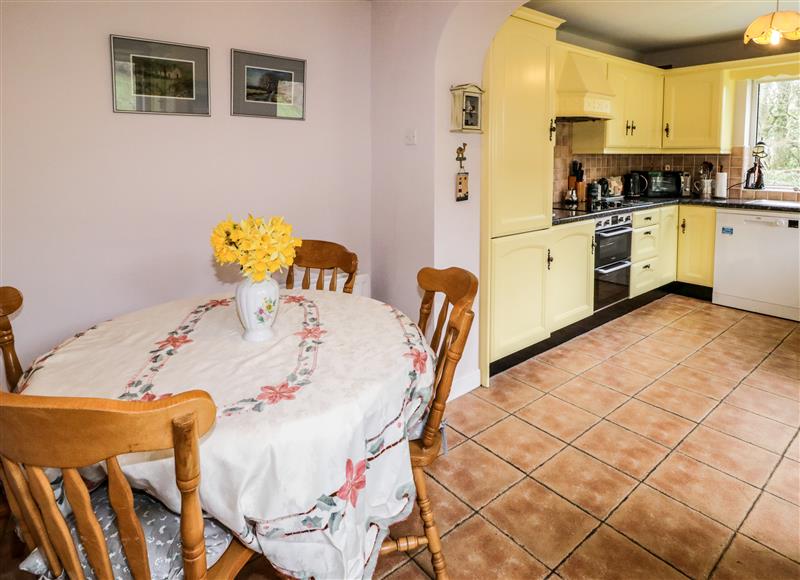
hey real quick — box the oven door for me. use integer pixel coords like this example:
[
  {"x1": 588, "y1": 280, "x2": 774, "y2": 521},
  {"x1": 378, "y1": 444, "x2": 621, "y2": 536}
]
[
  {"x1": 595, "y1": 260, "x2": 631, "y2": 310},
  {"x1": 595, "y1": 226, "x2": 632, "y2": 267}
]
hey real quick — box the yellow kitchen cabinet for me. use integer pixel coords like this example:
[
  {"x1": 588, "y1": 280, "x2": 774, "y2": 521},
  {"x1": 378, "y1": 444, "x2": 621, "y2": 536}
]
[
  {"x1": 658, "y1": 205, "x2": 679, "y2": 285},
  {"x1": 630, "y1": 257, "x2": 660, "y2": 297},
  {"x1": 483, "y1": 10, "x2": 559, "y2": 237},
  {"x1": 677, "y1": 205, "x2": 716, "y2": 287},
  {"x1": 662, "y1": 69, "x2": 733, "y2": 152},
  {"x1": 490, "y1": 230, "x2": 550, "y2": 361},
  {"x1": 546, "y1": 221, "x2": 595, "y2": 331},
  {"x1": 631, "y1": 223, "x2": 660, "y2": 263},
  {"x1": 572, "y1": 61, "x2": 663, "y2": 153}
]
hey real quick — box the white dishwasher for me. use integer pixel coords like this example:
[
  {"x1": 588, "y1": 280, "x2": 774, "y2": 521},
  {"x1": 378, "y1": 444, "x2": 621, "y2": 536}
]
[{"x1": 713, "y1": 209, "x2": 800, "y2": 321}]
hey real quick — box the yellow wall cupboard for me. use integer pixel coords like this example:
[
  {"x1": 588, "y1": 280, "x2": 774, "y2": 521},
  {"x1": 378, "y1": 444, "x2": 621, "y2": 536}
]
[
  {"x1": 546, "y1": 220, "x2": 595, "y2": 331},
  {"x1": 658, "y1": 205, "x2": 679, "y2": 285},
  {"x1": 677, "y1": 205, "x2": 717, "y2": 287},
  {"x1": 483, "y1": 12, "x2": 558, "y2": 237},
  {"x1": 662, "y1": 69, "x2": 734, "y2": 152},
  {"x1": 573, "y1": 62, "x2": 664, "y2": 153},
  {"x1": 490, "y1": 230, "x2": 550, "y2": 361}
]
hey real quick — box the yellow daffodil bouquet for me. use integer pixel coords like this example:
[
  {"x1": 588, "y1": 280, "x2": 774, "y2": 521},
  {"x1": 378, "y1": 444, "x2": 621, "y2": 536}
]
[{"x1": 211, "y1": 215, "x2": 302, "y2": 282}]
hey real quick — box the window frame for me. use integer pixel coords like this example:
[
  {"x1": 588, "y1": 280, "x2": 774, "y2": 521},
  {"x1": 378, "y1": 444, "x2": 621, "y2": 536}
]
[{"x1": 748, "y1": 76, "x2": 800, "y2": 192}]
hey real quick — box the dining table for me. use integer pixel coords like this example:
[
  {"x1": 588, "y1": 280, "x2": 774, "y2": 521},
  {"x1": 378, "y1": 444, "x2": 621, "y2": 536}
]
[{"x1": 18, "y1": 288, "x2": 436, "y2": 579}]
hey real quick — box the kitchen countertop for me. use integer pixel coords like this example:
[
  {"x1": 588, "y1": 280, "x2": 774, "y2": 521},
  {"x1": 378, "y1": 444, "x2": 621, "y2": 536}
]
[{"x1": 552, "y1": 197, "x2": 800, "y2": 225}]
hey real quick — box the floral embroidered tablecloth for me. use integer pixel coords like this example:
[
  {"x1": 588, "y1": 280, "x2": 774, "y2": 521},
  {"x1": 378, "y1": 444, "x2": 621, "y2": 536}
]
[{"x1": 19, "y1": 290, "x2": 435, "y2": 579}]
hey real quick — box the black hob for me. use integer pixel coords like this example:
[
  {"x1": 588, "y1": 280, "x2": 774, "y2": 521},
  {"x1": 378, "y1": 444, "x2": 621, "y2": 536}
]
[{"x1": 553, "y1": 197, "x2": 673, "y2": 213}]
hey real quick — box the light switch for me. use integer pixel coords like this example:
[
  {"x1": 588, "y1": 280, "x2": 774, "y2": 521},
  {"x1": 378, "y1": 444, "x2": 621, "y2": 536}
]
[{"x1": 404, "y1": 129, "x2": 417, "y2": 146}]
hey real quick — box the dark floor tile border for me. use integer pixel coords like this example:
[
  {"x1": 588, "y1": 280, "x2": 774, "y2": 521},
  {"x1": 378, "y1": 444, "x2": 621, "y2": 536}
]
[{"x1": 490, "y1": 283, "x2": 711, "y2": 377}]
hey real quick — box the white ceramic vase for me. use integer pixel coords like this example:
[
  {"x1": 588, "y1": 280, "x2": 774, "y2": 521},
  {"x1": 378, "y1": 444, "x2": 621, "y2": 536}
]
[{"x1": 235, "y1": 275, "x2": 280, "y2": 342}]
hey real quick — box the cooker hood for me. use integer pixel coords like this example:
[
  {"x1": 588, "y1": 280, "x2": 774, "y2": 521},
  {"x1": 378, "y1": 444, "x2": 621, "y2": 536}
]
[{"x1": 556, "y1": 52, "x2": 615, "y2": 121}]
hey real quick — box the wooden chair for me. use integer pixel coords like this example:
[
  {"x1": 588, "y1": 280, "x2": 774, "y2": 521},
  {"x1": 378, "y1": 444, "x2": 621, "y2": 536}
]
[
  {"x1": 380, "y1": 267, "x2": 478, "y2": 580},
  {"x1": 0, "y1": 390, "x2": 256, "y2": 579},
  {"x1": 0, "y1": 286, "x2": 24, "y2": 392},
  {"x1": 286, "y1": 240, "x2": 358, "y2": 293}
]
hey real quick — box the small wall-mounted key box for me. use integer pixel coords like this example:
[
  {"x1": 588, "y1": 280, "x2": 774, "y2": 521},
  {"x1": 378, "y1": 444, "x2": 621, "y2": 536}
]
[{"x1": 456, "y1": 172, "x2": 469, "y2": 201}]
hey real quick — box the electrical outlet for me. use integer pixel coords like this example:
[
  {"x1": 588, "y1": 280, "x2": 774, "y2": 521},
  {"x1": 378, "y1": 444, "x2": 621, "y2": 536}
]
[
  {"x1": 664, "y1": 164, "x2": 671, "y2": 171},
  {"x1": 404, "y1": 129, "x2": 417, "y2": 146}
]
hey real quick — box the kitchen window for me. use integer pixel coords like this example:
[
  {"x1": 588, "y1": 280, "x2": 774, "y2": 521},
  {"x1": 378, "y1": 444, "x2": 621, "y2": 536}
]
[{"x1": 750, "y1": 78, "x2": 800, "y2": 190}]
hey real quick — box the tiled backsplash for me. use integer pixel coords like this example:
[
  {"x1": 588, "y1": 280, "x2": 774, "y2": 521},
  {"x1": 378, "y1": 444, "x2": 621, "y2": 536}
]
[{"x1": 553, "y1": 124, "x2": 799, "y2": 203}]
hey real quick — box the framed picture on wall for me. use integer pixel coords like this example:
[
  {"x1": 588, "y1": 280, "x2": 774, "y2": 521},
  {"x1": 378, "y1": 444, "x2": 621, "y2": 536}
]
[
  {"x1": 110, "y1": 35, "x2": 210, "y2": 115},
  {"x1": 231, "y1": 49, "x2": 306, "y2": 120}
]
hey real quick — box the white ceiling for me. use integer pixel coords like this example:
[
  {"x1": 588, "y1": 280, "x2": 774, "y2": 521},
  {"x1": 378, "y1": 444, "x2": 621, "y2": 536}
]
[{"x1": 524, "y1": 0, "x2": 786, "y2": 52}]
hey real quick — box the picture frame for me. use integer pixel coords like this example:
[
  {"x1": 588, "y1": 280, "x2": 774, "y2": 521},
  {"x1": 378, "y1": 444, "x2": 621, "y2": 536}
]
[
  {"x1": 231, "y1": 49, "x2": 306, "y2": 120},
  {"x1": 450, "y1": 83, "x2": 483, "y2": 133},
  {"x1": 110, "y1": 35, "x2": 210, "y2": 115}
]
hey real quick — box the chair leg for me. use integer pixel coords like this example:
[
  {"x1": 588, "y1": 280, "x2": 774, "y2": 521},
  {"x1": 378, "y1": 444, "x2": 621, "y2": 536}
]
[{"x1": 412, "y1": 466, "x2": 449, "y2": 580}]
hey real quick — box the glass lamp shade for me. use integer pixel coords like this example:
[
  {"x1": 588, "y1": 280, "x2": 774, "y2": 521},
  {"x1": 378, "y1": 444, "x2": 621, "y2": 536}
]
[{"x1": 744, "y1": 10, "x2": 800, "y2": 44}]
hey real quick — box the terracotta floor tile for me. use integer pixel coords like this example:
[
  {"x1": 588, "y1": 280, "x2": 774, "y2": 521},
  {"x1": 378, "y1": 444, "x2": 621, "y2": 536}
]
[
  {"x1": 413, "y1": 515, "x2": 549, "y2": 579},
  {"x1": 475, "y1": 373, "x2": 544, "y2": 412},
  {"x1": 669, "y1": 312, "x2": 732, "y2": 338},
  {"x1": 536, "y1": 346, "x2": 603, "y2": 375},
  {"x1": 375, "y1": 550, "x2": 410, "y2": 579},
  {"x1": 713, "y1": 534, "x2": 800, "y2": 580},
  {"x1": 787, "y1": 435, "x2": 800, "y2": 461},
  {"x1": 766, "y1": 458, "x2": 800, "y2": 506},
  {"x1": 646, "y1": 453, "x2": 760, "y2": 528},
  {"x1": 661, "y1": 294, "x2": 705, "y2": 308},
  {"x1": 706, "y1": 334, "x2": 775, "y2": 354},
  {"x1": 444, "y1": 393, "x2": 507, "y2": 437},
  {"x1": 678, "y1": 426, "x2": 781, "y2": 487},
  {"x1": 474, "y1": 416, "x2": 564, "y2": 472},
  {"x1": 760, "y1": 353, "x2": 800, "y2": 381},
  {"x1": 605, "y1": 312, "x2": 665, "y2": 335},
  {"x1": 483, "y1": 478, "x2": 598, "y2": 569},
  {"x1": 581, "y1": 361, "x2": 653, "y2": 396},
  {"x1": 557, "y1": 525, "x2": 685, "y2": 580},
  {"x1": 390, "y1": 474, "x2": 472, "y2": 542},
  {"x1": 639, "y1": 302, "x2": 695, "y2": 323},
  {"x1": 623, "y1": 337, "x2": 698, "y2": 363},
  {"x1": 532, "y1": 447, "x2": 636, "y2": 518},
  {"x1": 425, "y1": 441, "x2": 523, "y2": 509},
  {"x1": 441, "y1": 426, "x2": 466, "y2": 453},
  {"x1": 574, "y1": 420, "x2": 669, "y2": 479},
  {"x1": 651, "y1": 326, "x2": 711, "y2": 350},
  {"x1": 743, "y1": 368, "x2": 800, "y2": 401},
  {"x1": 636, "y1": 380, "x2": 717, "y2": 422},
  {"x1": 608, "y1": 399, "x2": 695, "y2": 448},
  {"x1": 702, "y1": 403, "x2": 796, "y2": 454},
  {"x1": 516, "y1": 395, "x2": 600, "y2": 442},
  {"x1": 726, "y1": 385, "x2": 800, "y2": 427},
  {"x1": 551, "y1": 376, "x2": 629, "y2": 416},
  {"x1": 702, "y1": 342, "x2": 768, "y2": 367},
  {"x1": 716, "y1": 328, "x2": 783, "y2": 352},
  {"x1": 608, "y1": 349, "x2": 675, "y2": 378},
  {"x1": 697, "y1": 303, "x2": 748, "y2": 324},
  {"x1": 682, "y1": 349, "x2": 756, "y2": 382},
  {"x1": 608, "y1": 486, "x2": 732, "y2": 578},
  {"x1": 383, "y1": 562, "x2": 429, "y2": 580},
  {"x1": 741, "y1": 493, "x2": 800, "y2": 561},
  {"x1": 589, "y1": 327, "x2": 647, "y2": 350},
  {"x1": 600, "y1": 317, "x2": 652, "y2": 337},
  {"x1": 774, "y1": 342, "x2": 800, "y2": 361},
  {"x1": 506, "y1": 359, "x2": 574, "y2": 392},
  {"x1": 659, "y1": 365, "x2": 738, "y2": 400}
]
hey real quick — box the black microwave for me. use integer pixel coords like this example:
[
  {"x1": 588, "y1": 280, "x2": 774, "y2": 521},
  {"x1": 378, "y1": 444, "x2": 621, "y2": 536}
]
[{"x1": 628, "y1": 171, "x2": 682, "y2": 198}]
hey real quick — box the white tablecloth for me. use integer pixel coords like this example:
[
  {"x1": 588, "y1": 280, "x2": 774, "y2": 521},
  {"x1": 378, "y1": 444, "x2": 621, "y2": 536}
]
[{"x1": 19, "y1": 290, "x2": 435, "y2": 579}]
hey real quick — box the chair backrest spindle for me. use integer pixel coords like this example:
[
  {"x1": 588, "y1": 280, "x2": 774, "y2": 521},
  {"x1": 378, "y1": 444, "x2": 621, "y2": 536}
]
[
  {"x1": 285, "y1": 240, "x2": 358, "y2": 294},
  {"x1": 0, "y1": 391, "x2": 216, "y2": 580},
  {"x1": 0, "y1": 286, "x2": 24, "y2": 391}
]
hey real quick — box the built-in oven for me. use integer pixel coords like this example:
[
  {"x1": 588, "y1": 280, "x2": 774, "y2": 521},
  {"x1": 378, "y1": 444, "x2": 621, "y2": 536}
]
[{"x1": 594, "y1": 213, "x2": 632, "y2": 311}]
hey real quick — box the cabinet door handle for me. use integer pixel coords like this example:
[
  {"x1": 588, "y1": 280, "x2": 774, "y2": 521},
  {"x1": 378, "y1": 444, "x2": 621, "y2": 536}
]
[
  {"x1": 644, "y1": 230, "x2": 652, "y2": 236},
  {"x1": 643, "y1": 264, "x2": 651, "y2": 270},
  {"x1": 644, "y1": 216, "x2": 652, "y2": 221},
  {"x1": 591, "y1": 239, "x2": 596, "y2": 255},
  {"x1": 681, "y1": 218, "x2": 686, "y2": 233},
  {"x1": 625, "y1": 121, "x2": 631, "y2": 135},
  {"x1": 631, "y1": 120, "x2": 637, "y2": 134},
  {"x1": 664, "y1": 123, "x2": 670, "y2": 138},
  {"x1": 547, "y1": 249, "x2": 554, "y2": 270},
  {"x1": 549, "y1": 118, "x2": 557, "y2": 141}
]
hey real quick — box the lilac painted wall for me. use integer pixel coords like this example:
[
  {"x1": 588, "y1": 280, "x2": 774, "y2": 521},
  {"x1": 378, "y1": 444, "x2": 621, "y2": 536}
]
[{"x1": 1, "y1": 1, "x2": 372, "y2": 373}]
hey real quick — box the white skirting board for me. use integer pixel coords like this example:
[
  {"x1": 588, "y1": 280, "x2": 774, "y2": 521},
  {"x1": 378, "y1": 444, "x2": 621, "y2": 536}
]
[{"x1": 448, "y1": 368, "x2": 481, "y2": 401}]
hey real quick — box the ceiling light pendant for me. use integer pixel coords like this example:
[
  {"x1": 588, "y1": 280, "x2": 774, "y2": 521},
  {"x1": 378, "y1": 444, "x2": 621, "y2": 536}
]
[{"x1": 744, "y1": 0, "x2": 800, "y2": 45}]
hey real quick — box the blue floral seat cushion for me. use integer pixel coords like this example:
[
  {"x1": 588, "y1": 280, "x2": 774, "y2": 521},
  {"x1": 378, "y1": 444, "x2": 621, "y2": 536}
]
[{"x1": 20, "y1": 483, "x2": 233, "y2": 579}]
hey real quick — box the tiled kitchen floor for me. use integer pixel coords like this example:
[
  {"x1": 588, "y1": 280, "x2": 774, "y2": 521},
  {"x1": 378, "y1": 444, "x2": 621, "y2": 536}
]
[{"x1": 378, "y1": 294, "x2": 800, "y2": 580}]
